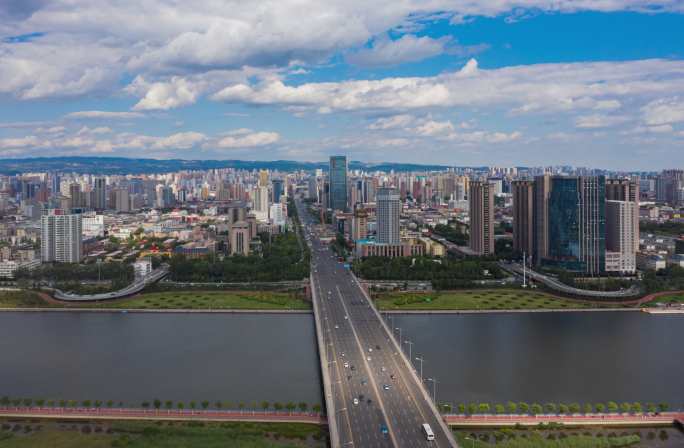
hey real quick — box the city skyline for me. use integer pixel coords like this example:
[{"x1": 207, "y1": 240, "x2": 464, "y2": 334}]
[{"x1": 0, "y1": 2, "x2": 683, "y2": 169}]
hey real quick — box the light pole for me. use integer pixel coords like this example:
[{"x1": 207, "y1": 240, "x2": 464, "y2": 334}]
[
  {"x1": 394, "y1": 327, "x2": 402, "y2": 348},
  {"x1": 415, "y1": 356, "x2": 425, "y2": 382},
  {"x1": 426, "y1": 377, "x2": 438, "y2": 403},
  {"x1": 404, "y1": 340, "x2": 413, "y2": 362}
]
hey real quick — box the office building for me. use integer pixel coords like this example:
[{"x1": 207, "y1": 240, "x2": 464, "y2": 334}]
[
  {"x1": 41, "y1": 210, "x2": 83, "y2": 263},
  {"x1": 469, "y1": 181, "x2": 495, "y2": 255},
  {"x1": 376, "y1": 187, "x2": 400, "y2": 245},
  {"x1": 512, "y1": 180, "x2": 534, "y2": 256},
  {"x1": 115, "y1": 188, "x2": 131, "y2": 212},
  {"x1": 272, "y1": 179, "x2": 284, "y2": 203},
  {"x1": 605, "y1": 178, "x2": 640, "y2": 252},
  {"x1": 329, "y1": 155, "x2": 348, "y2": 211},
  {"x1": 352, "y1": 208, "x2": 368, "y2": 242},
  {"x1": 230, "y1": 221, "x2": 251, "y2": 255},
  {"x1": 533, "y1": 174, "x2": 551, "y2": 265},
  {"x1": 547, "y1": 176, "x2": 605, "y2": 275},
  {"x1": 93, "y1": 177, "x2": 106, "y2": 210}
]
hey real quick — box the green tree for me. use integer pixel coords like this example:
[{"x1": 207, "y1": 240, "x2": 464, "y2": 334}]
[
  {"x1": 261, "y1": 401, "x2": 270, "y2": 411},
  {"x1": 468, "y1": 403, "x2": 478, "y2": 414},
  {"x1": 94, "y1": 400, "x2": 102, "y2": 408},
  {"x1": 165, "y1": 401, "x2": 173, "y2": 409},
  {"x1": 632, "y1": 402, "x2": 642, "y2": 413},
  {"x1": 141, "y1": 401, "x2": 149, "y2": 409},
  {"x1": 583, "y1": 403, "x2": 593, "y2": 414},
  {"x1": 106, "y1": 400, "x2": 114, "y2": 408},
  {"x1": 0, "y1": 396, "x2": 9, "y2": 406},
  {"x1": 495, "y1": 404, "x2": 505, "y2": 414},
  {"x1": 215, "y1": 401, "x2": 223, "y2": 409},
  {"x1": 238, "y1": 402, "x2": 246, "y2": 412},
  {"x1": 518, "y1": 402, "x2": 530, "y2": 414},
  {"x1": 658, "y1": 402, "x2": 669, "y2": 412},
  {"x1": 274, "y1": 402, "x2": 283, "y2": 412},
  {"x1": 620, "y1": 402, "x2": 631, "y2": 413},
  {"x1": 82, "y1": 400, "x2": 91, "y2": 408},
  {"x1": 201, "y1": 400, "x2": 209, "y2": 410},
  {"x1": 177, "y1": 402, "x2": 184, "y2": 410},
  {"x1": 59, "y1": 400, "x2": 67, "y2": 408},
  {"x1": 47, "y1": 400, "x2": 55, "y2": 407},
  {"x1": 189, "y1": 401, "x2": 196, "y2": 409},
  {"x1": 507, "y1": 402, "x2": 517, "y2": 414},
  {"x1": 298, "y1": 402, "x2": 307, "y2": 412},
  {"x1": 544, "y1": 403, "x2": 556, "y2": 414},
  {"x1": 646, "y1": 403, "x2": 657, "y2": 413},
  {"x1": 531, "y1": 404, "x2": 543, "y2": 415},
  {"x1": 559, "y1": 404, "x2": 569, "y2": 414},
  {"x1": 286, "y1": 402, "x2": 296, "y2": 414},
  {"x1": 607, "y1": 401, "x2": 619, "y2": 413},
  {"x1": 22, "y1": 398, "x2": 32, "y2": 407},
  {"x1": 68, "y1": 400, "x2": 77, "y2": 408},
  {"x1": 312, "y1": 404, "x2": 322, "y2": 414},
  {"x1": 569, "y1": 403, "x2": 580, "y2": 414},
  {"x1": 595, "y1": 403, "x2": 606, "y2": 413},
  {"x1": 35, "y1": 399, "x2": 45, "y2": 407},
  {"x1": 458, "y1": 403, "x2": 466, "y2": 414},
  {"x1": 153, "y1": 399, "x2": 161, "y2": 410}
]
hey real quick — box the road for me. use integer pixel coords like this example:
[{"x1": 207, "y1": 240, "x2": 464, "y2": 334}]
[
  {"x1": 52, "y1": 266, "x2": 169, "y2": 301},
  {"x1": 444, "y1": 412, "x2": 684, "y2": 427},
  {"x1": 299, "y1": 199, "x2": 457, "y2": 448}
]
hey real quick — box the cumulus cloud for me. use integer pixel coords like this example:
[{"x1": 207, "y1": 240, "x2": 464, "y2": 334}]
[
  {"x1": 575, "y1": 114, "x2": 630, "y2": 129},
  {"x1": 213, "y1": 58, "x2": 684, "y2": 116},
  {"x1": 368, "y1": 114, "x2": 415, "y2": 130},
  {"x1": 215, "y1": 130, "x2": 280, "y2": 148},
  {"x1": 414, "y1": 119, "x2": 455, "y2": 136},
  {"x1": 132, "y1": 77, "x2": 201, "y2": 111},
  {"x1": 66, "y1": 111, "x2": 144, "y2": 120},
  {"x1": 641, "y1": 97, "x2": 684, "y2": 125},
  {"x1": 346, "y1": 34, "x2": 451, "y2": 67}
]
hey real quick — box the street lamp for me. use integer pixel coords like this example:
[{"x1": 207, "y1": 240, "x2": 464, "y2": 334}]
[
  {"x1": 404, "y1": 340, "x2": 413, "y2": 361},
  {"x1": 415, "y1": 356, "x2": 425, "y2": 382},
  {"x1": 426, "y1": 377, "x2": 438, "y2": 403}
]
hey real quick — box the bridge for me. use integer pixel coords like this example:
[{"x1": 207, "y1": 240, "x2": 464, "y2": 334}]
[
  {"x1": 51, "y1": 266, "x2": 169, "y2": 302},
  {"x1": 298, "y1": 199, "x2": 457, "y2": 448}
]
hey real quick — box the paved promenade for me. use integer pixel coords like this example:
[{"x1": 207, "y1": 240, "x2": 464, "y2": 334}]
[
  {"x1": 0, "y1": 406, "x2": 324, "y2": 424},
  {"x1": 445, "y1": 412, "x2": 684, "y2": 427}
]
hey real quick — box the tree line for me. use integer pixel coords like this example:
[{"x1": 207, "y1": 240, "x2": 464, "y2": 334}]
[{"x1": 439, "y1": 401, "x2": 671, "y2": 415}]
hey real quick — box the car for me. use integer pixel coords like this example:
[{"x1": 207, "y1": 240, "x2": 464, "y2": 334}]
[
  {"x1": 380, "y1": 424, "x2": 388, "y2": 435},
  {"x1": 344, "y1": 362, "x2": 349, "y2": 368},
  {"x1": 375, "y1": 345, "x2": 381, "y2": 350},
  {"x1": 350, "y1": 365, "x2": 355, "y2": 371},
  {"x1": 381, "y1": 367, "x2": 386, "y2": 372},
  {"x1": 383, "y1": 384, "x2": 390, "y2": 390},
  {"x1": 368, "y1": 347, "x2": 373, "y2": 352},
  {"x1": 361, "y1": 379, "x2": 367, "y2": 385},
  {"x1": 344, "y1": 315, "x2": 348, "y2": 320},
  {"x1": 341, "y1": 352, "x2": 345, "y2": 357},
  {"x1": 353, "y1": 398, "x2": 359, "y2": 405},
  {"x1": 367, "y1": 356, "x2": 372, "y2": 361},
  {"x1": 334, "y1": 325, "x2": 339, "y2": 329},
  {"x1": 390, "y1": 374, "x2": 395, "y2": 380}
]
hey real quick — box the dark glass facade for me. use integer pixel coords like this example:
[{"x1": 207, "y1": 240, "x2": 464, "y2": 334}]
[
  {"x1": 545, "y1": 176, "x2": 605, "y2": 275},
  {"x1": 329, "y1": 156, "x2": 348, "y2": 211}
]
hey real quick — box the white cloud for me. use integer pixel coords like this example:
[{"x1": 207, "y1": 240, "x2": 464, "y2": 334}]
[
  {"x1": 215, "y1": 131, "x2": 280, "y2": 148},
  {"x1": 346, "y1": 34, "x2": 451, "y2": 67},
  {"x1": 66, "y1": 111, "x2": 144, "y2": 120},
  {"x1": 642, "y1": 97, "x2": 684, "y2": 125},
  {"x1": 414, "y1": 119, "x2": 455, "y2": 136},
  {"x1": 213, "y1": 58, "x2": 684, "y2": 116},
  {"x1": 132, "y1": 77, "x2": 201, "y2": 111},
  {"x1": 151, "y1": 132, "x2": 207, "y2": 149},
  {"x1": 0, "y1": 136, "x2": 43, "y2": 149},
  {"x1": 575, "y1": 114, "x2": 630, "y2": 129},
  {"x1": 368, "y1": 114, "x2": 415, "y2": 130}
]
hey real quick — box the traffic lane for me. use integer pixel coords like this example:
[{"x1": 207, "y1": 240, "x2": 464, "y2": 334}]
[
  {"x1": 314, "y1": 268, "x2": 390, "y2": 446},
  {"x1": 335, "y1": 270, "x2": 453, "y2": 448}
]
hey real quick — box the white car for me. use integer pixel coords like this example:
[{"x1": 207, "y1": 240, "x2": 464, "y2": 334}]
[
  {"x1": 334, "y1": 325, "x2": 339, "y2": 329},
  {"x1": 353, "y1": 398, "x2": 359, "y2": 405},
  {"x1": 383, "y1": 384, "x2": 390, "y2": 391},
  {"x1": 368, "y1": 348, "x2": 373, "y2": 352},
  {"x1": 344, "y1": 362, "x2": 349, "y2": 368},
  {"x1": 367, "y1": 356, "x2": 372, "y2": 361}
]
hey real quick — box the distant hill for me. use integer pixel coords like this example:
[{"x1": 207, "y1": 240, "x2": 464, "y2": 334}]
[{"x1": 0, "y1": 156, "x2": 460, "y2": 175}]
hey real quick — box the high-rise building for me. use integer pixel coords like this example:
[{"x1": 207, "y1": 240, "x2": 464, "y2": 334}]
[
  {"x1": 512, "y1": 180, "x2": 534, "y2": 256},
  {"x1": 272, "y1": 179, "x2": 284, "y2": 203},
  {"x1": 93, "y1": 177, "x2": 106, "y2": 210},
  {"x1": 533, "y1": 174, "x2": 551, "y2": 265},
  {"x1": 352, "y1": 207, "x2": 368, "y2": 242},
  {"x1": 115, "y1": 188, "x2": 131, "y2": 212},
  {"x1": 605, "y1": 178, "x2": 640, "y2": 252},
  {"x1": 259, "y1": 170, "x2": 269, "y2": 187},
  {"x1": 547, "y1": 176, "x2": 605, "y2": 275},
  {"x1": 469, "y1": 181, "x2": 495, "y2": 255},
  {"x1": 376, "y1": 187, "x2": 400, "y2": 245},
  {"x1": 230, "y1": 221, "x2": 251, "y2": 255},
  {"x1": 41, "y1": 210, "x2": 82, "y2": 263},
  {"x1": 605, "y1": 200, "x2": 637, "y2": 273},
  {"x1": 329, "y1": 155, "x2": 348, "y2": 211}
]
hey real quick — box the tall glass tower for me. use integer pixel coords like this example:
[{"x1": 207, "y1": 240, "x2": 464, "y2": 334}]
[{"x1": 329, "y1": 155, "x2": 348, "y2": 211}]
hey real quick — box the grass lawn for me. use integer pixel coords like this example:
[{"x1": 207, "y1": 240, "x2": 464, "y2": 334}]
[
  {"x1": 374, "y1": 289, "x2": 626, "y2": 311},
  {"x1": 0, "y1": 291, "x2": 55, "y2": 308},
  {"x1": 644, "y1": 293, "x2": 684, "y2": 307},
  {"x1": 0, "y1": 421, "x2": 326, "y2": 448},
  {"x1": 81, "y1": 290, "x2": 311, "y2": 310},
  {"x1": 454, "y1": 431, "x2": 641, "y2": 447}
]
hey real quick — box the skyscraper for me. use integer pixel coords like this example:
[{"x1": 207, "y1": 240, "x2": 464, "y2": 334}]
[
  {"x1": 512, "y1": 180, "x2": 534, "y2": 256},
  {"x1": 469, "y1": 181, "x2": 495, "y2": 256},
  {"x1": 533, "y1": 174, "x2": 551, "y2": 265},
  {"x1": 41, "y1": 210, "x2": 83, "y2": 263},
  {"x1": 272, "y1": 179, "x2": 284, "y2": 203},
  {"x1": 94, "y1": 177, "x2": 106, "y2": 210},
  {"x1": 376, "y1": 187, "x2": 400, "y2": 245},
  {"x1": 605, "y1": 178, "x2": 639, "y2": 252},
  {"x1": 329, "y1": 155, "x2": 348, "y2": 211},
  {"x1": 605, "y1": 200, "x2": 637, "y2": 273},
  {"x1": 547, "y1": 176, "x2": 605, "y2": 275},
  {"x1": 230, "y1": 221, "x2": 251, "y2": 255}
]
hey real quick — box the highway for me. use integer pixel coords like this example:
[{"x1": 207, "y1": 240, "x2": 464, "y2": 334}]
[{"x1": 299, "y1": 199, "x2": 457, "y2": 448}]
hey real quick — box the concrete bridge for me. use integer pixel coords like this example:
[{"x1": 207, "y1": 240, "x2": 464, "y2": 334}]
[{"x1": 50, "y1": 266, "x2": 169, "y2": 302}]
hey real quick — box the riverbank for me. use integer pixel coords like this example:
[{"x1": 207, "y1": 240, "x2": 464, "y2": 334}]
[
  {"x1": 0, "y1": 290, "x2": 311, "y2": 311},
  {"x1": 0, "y1": 307, "x2": 312, "y2": 314},
  {"x1": 373, "y1": 289, "x2": 636, "y2": 312},
  {"x1": 0, "y1": 417, "x2": 327, "y2": 448}
]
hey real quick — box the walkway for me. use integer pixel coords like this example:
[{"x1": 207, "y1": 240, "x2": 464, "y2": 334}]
[
  {"x1": 51, "y1": 266, "x2": 169, "y2": 302},
  {"x1": 445, "y1": 412, "x2": 684, "y2": 427},
  {"x1": 0, "y1": 406, "x2": 324, "y2": 424}
]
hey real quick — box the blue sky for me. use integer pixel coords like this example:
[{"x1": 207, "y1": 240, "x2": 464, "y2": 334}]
[{"x1": 1, "y1": 1, "x2": 684, "y2": 169}]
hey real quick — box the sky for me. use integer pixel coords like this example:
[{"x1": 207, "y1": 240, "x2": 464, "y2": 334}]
[{"x1": 1, "y1": 1, "x2": 684, "y2": 170}]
